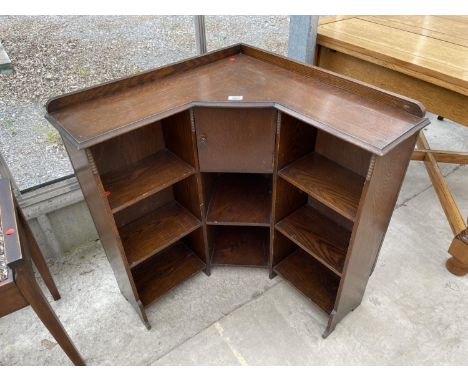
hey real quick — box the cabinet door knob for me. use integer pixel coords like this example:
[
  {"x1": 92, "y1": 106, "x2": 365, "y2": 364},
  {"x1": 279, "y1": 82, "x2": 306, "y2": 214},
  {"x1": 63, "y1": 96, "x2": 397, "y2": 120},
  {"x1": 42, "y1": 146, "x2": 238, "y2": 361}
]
[{"x1": 199, "y1": 134, "x2": 207, "y2": 144}]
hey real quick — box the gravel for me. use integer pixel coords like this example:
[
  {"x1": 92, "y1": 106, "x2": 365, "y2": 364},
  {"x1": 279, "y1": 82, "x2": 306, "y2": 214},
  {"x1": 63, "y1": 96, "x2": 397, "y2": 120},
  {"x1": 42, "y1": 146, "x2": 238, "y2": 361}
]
[{"x1": 0, "y1": 16, "x2": 289, "y2": 190}]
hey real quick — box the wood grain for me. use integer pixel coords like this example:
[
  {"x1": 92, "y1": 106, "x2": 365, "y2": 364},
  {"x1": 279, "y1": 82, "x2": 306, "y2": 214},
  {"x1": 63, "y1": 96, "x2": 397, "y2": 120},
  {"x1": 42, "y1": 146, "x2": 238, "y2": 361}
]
[
  {"x1": 317, "y1": 48, "x2": 468, "y2": 127},
  {"x1": 46, "y1": 45, "x2": 427, "y2": 156},
  {"x1": 102, "y1": 149, "x2": 195, "y2": 213},
  {"x1": 274, "y1": 248, "x2": 340, "y2": 314},
  {"x1": 206, "y1": 174, "x2": 272, "y2": 226},
  {"x1": 211, "y1": 226, "x2": 269, "y2": 268},
  {"x1": 194, "y1": 107, "x2": 276, "y2": 173},
  {"x1": 132, "y1": 242, "x2": 205, "y2": 306},
  {"x1": 119, "y1": 201, "x2": 201, "y2": 267},
  {"x1": 279, "y1": 152, "x2": 365, "y2": 222},
  {"x1": 318, "y1": 17, "x2": 468, "y2": 94},
  {"x1": 276, "y1": 204, "x2": 351, "y2": 276}
]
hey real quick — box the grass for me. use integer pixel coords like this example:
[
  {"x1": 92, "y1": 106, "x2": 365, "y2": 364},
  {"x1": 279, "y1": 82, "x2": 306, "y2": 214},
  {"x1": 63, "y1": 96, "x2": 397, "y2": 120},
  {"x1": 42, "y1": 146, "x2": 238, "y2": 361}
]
[
  {"x1": 44, "y1": 128, "x2": 61, "y2": 145},
  {"x1": 76, "y1": 66, "x2": 92, "y2": 78},
  {"x1": 1, "y1": 119, "x2": 17, "y2": 136}
]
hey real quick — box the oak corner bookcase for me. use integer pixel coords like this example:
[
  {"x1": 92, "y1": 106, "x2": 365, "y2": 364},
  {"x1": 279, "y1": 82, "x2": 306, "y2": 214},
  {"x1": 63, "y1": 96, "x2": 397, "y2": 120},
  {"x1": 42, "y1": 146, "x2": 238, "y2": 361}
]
[{"x1": 45, "y1": 44, "x2": 429, "y2": 337}]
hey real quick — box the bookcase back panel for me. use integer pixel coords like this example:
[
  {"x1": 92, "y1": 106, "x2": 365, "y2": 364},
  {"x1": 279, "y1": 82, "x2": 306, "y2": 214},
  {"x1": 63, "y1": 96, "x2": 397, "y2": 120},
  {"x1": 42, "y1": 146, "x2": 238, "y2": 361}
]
[
  {"x1": 91, "y1": 121, "x2": 165, "y2": 176},
  {"x1": 315, "y1": 131, "x2": 372, "y2": 178},
  {"x1": 307, "y1": 197, "x2": 354, "y2": 232},
  {"x1": 277, "y1": 113, "x2": 317, "y2": 169},
  {"x1": 194, "y1": 107, "x2": 276, "y2": 173},
  {"x1": 113, "y1": 188, "x2": 174, "y2": 228},
  {"x1": 162, "y1": 110, "x2": 197, "y2": 167}
]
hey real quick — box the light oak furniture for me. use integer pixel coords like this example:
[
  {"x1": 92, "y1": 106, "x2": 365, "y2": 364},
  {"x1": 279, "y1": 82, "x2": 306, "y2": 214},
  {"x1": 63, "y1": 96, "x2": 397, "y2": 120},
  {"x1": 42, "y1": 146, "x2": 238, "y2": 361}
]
[
  {"x1": 46, "y1": 44, "x2": 428, "y2": 337},
  {"x1": 0, "y1": 179, "x2": 85, "y2": 365},
  {"x1": 316, "y1": 16, "x2": 468, "y2": 276}
]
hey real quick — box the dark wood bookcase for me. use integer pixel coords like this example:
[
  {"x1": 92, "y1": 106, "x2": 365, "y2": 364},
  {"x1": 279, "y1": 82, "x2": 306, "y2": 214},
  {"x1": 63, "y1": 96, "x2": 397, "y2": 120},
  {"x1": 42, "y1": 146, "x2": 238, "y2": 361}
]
[{"x1": 46, "y1": 44, "x2": 429, "y2": 337}]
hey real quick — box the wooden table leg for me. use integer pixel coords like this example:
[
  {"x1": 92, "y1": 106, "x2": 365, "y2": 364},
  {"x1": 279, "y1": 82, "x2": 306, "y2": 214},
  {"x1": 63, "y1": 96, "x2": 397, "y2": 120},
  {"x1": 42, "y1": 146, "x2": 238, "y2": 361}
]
[
  {"x1": 447, "y1": 227, "x2": 468, "y2": 276},
  {"x1": 416, "y1": 131, "x2": 468, "y2": 276},
  {"x1": 15, "y1": 265, "x2": 85, "y2": 365},
  {"x1": 17, "y1": 209, "x2": 61, "y2": 300}
]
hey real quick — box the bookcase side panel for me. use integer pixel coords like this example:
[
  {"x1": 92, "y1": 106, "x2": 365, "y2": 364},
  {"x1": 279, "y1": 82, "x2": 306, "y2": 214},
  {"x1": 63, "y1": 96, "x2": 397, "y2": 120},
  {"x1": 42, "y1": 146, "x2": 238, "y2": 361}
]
[
  {"x1": 61, "y1": 138, "x2": 149, "y2": 327},
  {"x1": 325, "y1": 133, "x2": 418, "y2": 337}
]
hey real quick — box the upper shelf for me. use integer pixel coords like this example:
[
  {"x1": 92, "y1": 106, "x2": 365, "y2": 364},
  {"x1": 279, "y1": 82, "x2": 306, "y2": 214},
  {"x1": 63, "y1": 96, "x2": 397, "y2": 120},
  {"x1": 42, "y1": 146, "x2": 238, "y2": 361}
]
[
  {"x1": 279, "y1": 152, "x2": 365, "y2": 222},
  {"x1": 46, "y1": 44, "x2": 428, "y2": 155},
  {"x1": 101, "y1": 149, "x2": 195, "y2": 214}
]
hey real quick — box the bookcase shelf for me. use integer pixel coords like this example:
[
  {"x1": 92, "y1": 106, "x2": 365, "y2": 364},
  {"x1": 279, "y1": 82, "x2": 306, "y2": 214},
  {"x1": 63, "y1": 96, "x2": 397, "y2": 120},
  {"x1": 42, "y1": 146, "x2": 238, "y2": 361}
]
[
  {"x1": 276, "y1": 204, "x2": 351, "y2": 276},
  {"x1": 278, "y1": 152, "x2": 365, "y2": 222},
  {"x1": 119, "y1": 201, "x2": 201, "y2": 268},
  {"x1": 101, "y1": 149, "x2": 195, "y2": 214},
  {"x1": 210, "y1": 226, "x2": 269, "y2": 267},
  {"x1": 274, "y1": 248, "x2": 340, "y2": 314},
  {"x1": 132, "y1": 241, "x2": 205, "y2": 307},
  {"x1": 206, "y1": 173, "x2": 271, "y2": 226}
]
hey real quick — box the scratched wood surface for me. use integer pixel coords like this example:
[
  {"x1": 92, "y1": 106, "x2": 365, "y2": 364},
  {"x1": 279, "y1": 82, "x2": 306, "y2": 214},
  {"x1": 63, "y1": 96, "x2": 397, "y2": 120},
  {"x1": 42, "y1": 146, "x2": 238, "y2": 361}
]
[{"x1": 318, "y1": 16, "x2": 468, "y2": 95}]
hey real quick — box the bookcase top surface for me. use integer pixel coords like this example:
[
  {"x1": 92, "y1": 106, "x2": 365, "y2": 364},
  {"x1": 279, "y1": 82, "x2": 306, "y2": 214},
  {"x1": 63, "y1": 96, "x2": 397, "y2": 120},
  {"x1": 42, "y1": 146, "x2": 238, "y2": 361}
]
[{"x1": 46, "y1": 44, "x2": 429, "y2": 155}]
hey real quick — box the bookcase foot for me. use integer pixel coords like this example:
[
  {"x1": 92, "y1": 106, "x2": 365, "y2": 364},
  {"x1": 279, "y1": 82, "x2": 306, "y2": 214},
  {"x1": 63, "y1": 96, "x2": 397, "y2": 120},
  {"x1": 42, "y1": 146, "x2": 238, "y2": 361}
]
[
  {"x1": 322, "y1": 328, "x2": 333, "y2": 339},
  {"x1": 136, "y1": 300, "x2": 151, "y2": 330},
  {"x1": 447, "y1": 228, "x2": 468, "y2": 276}
]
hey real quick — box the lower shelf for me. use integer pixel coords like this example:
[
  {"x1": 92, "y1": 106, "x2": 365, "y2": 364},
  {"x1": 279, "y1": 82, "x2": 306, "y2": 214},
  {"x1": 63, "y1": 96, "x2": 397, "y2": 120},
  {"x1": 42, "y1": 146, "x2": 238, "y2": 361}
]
[
  {"x1": 119, "y1": 201, "x2": 201, "y2": 268},
  {"x1": 211, "y1": 226, "x2": 269, "y2": 268},
  {"x1": 132, "y1": 241, "x2": 205, "y2": 307},
  {"x1": 274, "y1": 248, "x2": 340, "y2": 314},
  {"x1": 275, "y1": 204, "x2": 350, "y2": 276}
]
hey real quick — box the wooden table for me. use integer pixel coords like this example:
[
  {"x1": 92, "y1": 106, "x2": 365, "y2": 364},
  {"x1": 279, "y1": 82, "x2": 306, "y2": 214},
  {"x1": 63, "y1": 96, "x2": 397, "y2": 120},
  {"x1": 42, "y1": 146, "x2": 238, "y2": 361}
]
[
  {"x1": 0, "y1": 178, "x2": 85, "y2": 365},
  {"x1": 316, "y1": 16, "x2": 468, "y2": 276}
]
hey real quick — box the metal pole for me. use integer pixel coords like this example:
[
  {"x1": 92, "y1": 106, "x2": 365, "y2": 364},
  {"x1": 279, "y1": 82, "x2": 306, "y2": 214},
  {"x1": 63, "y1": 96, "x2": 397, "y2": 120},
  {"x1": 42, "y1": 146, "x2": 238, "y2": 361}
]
[
  {"x1": 194, "y1": 15, "x2": 207, "y2": 55},
  {"x1": 288, "y1": 15, "x2": 319, "y2": 64}
]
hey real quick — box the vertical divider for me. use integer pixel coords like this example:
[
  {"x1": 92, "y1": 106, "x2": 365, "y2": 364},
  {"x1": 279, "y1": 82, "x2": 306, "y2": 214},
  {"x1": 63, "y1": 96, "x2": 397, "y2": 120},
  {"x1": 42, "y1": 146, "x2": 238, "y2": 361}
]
[
  {"x1": 189, "y1": 108, "x2": 211, "y2": 275},
  {"x1": 269, "y1": 110, "x2": 281, "y2": 278}
]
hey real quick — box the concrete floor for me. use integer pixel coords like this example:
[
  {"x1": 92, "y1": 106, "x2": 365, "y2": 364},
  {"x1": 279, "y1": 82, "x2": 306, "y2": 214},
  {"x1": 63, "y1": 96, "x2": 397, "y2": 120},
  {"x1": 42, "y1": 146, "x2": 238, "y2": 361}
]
[{"x1": 1, "y1": 113, "x2": 467, "y2": 365}]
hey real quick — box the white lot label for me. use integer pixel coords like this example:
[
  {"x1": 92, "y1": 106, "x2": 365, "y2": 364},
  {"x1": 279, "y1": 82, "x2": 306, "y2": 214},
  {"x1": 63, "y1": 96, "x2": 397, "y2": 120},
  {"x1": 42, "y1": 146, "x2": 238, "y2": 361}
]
[{"x1": 228, "y1": 96, "x2": 243, "y2": 101}]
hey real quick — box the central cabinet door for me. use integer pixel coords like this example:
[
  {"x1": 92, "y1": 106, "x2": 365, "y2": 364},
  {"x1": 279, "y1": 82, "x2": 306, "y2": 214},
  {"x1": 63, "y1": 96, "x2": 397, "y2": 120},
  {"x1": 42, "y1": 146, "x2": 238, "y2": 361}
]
[{"x1": 194, "y1": 107, "x2": 276, "y2": 173}]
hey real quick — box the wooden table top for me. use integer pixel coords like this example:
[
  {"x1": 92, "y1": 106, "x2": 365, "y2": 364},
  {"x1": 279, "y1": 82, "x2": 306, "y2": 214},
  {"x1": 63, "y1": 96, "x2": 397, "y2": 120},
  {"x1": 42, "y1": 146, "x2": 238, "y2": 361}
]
[
  {"x1": 318, "y1": 16, "x2": 468, "y2": 96},
  {"x1": 46, "y1": 45, "x2": 428, "y2": 156}
]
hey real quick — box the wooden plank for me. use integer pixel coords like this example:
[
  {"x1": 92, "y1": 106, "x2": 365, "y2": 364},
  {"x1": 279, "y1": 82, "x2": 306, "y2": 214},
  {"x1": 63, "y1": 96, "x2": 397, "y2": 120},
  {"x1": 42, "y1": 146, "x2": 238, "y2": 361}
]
[
  {"x1": 101, "y1": 150, "x2": 195, "y2": 213},
  {"x1": 132, "y1": 242, "x2": 205, "y2": 307},
  {"x1": 318, "y1": 17, "x2": 468, "y2": 94},
  {"x1": 211, "y1": 226, "x2": 269, "y2": 268},
  {"x1": 279, "y1": 152, "x2": 365, "y2": 222},
  {"x1": 417, "y1": 132, "x2": 466, "y2": 235},
  {"x1": 359, "y1": 16, "x2": 468, "y2": 47},
  {"x1": 207, "y1": 174, "x2": 271, "y2": 226},
  {"x1": 276, "y1": 204, "x2": 351, "y2": 276},
  {"x1": 119, "y1": 201, "x2": 201, "y2": 267},
  {"x1": 274, "y1": 248, "x2": 340, "y2": 314},
  {"x1": 411, "y1": 150, "x2": 468, "y2": 164}
]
